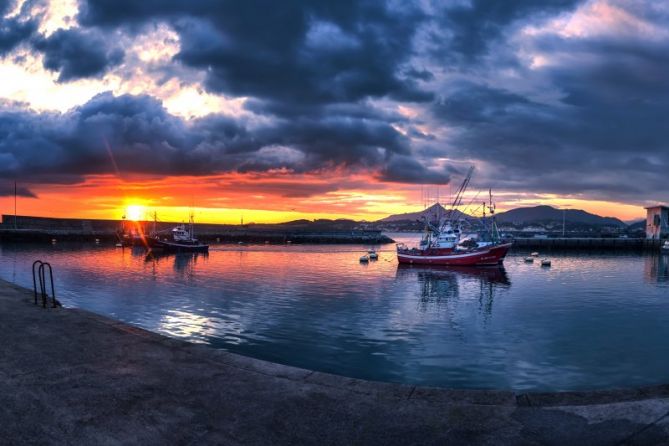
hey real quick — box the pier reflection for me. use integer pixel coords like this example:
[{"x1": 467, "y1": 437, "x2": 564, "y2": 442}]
[
  {"x1": 644, "y1": 254, "x2": 669, "y2": 283},
  {"x1": 395, "y1": 264, "x2": 510, "y2": 315}
]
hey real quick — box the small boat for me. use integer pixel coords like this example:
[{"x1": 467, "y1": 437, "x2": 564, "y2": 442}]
[
  {"x1": 662, "y1": 241, "x2": 669, "y2": 252},
  {"x1": 541, "y1": 259, "x2": 552, "y2": 267},
  {"x1": 531, "y1": 252, "x2": 539, "y2": 257},
  {"x1": 524, "y1": 257, "x2": 534, "y2": 263},
  {"x1": 115, "y1": 243, "x2": 123, "y2": 248},
  {"x1": 369, "y1": 252, "x2": 379, "y2": 260},
  {"x1": 360, "y1": 255, "x2": 369, "y2": 263},
  {"x1": 152, "y1": 216, "x2": 208, "y2": 253}
]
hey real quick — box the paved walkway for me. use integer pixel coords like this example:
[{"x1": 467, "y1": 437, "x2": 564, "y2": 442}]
[{"x1": 1, "y1": 279, "x2": 668, "y2": 445}]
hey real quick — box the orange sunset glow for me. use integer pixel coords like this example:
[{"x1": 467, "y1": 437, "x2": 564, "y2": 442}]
[{"x1": 0, "y1": 173, "x2": 648, "y2": 223}]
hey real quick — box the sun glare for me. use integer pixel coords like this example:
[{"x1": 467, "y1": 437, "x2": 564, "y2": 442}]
[{"x1": 125, "y1": 205, "x2": 145, "y2": 221}]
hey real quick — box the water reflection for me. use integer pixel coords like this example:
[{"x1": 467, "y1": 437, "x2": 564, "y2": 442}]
[
  {"x1": 396, "y1": 265, "x2": 510, "y2": 316},
  {"x1": 145, "y1": 251, "x2": 210, "y2": 273},
  {"x1": 3, "y1": 242, "x2": 669, "y2": 391},
  {"x1": 644, "y1": 254, "x2": 669, "y2": 283}
]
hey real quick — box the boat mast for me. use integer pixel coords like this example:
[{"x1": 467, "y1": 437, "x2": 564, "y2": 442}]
[
  {"x1": 190, "y1": 210, "x2": 194, "y2": 239},
  {"x1": 443, "y1": 166, "x2": 474, "y2": 231}
]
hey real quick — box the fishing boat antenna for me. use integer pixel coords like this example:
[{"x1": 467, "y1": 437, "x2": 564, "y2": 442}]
[{"x1": 444, "y1": 165, "x2": 474, "y2": 228}]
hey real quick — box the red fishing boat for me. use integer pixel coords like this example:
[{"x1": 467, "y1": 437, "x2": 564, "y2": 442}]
[{"x1": 396, "y1": 167, "x2": 512, "y2": 266}]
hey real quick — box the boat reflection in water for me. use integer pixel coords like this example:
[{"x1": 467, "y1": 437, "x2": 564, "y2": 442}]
[
  {"x1": 396, "y1": 264, "x2": 510, "y2": 316},
  {"x1": 145, "y1": 250, "x2": 210, "y2": 273},
  {"x1": 645, "y1": 253, "x2": 669, "y2": 284}
]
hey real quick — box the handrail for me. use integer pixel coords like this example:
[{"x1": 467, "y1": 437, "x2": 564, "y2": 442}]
[
  {"x1": 31, "y1": 260, "x2": 61, "y2": 308},
  {"x1": 32, "y1": 260, "x2": 42, "y2": 306}
]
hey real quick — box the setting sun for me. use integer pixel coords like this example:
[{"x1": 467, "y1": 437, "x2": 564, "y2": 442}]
[{"x1": 125, "y1": 205, "x2": 146, "y2": 221}]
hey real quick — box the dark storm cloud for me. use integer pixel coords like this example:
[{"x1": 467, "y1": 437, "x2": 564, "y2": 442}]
[
  {"x1": 78, "y1": 0, "x2": 431, "y2": 104},
  {"x1": 0, "y1": 183, "x2": 36, "y2": 197},
  {"x1": 2, "y1": 0, "x2": 667, "y2": 201},
  {"x1": 0, "y1": 92, "x2": 413, "y2": 184},
  {"x1": 379, "y1": 155, "x2": 451, "y2": 184},
  {"x1": 432, "y1": 41, "x2": 669, "y2": 202},
  {"x1": 0, "y1": 0, "x2": 38, "y2": 55},
  {"x1": 32, "y1": 28, "x2": 124, "y2": 81},
  {"x1": 430, "y1": 0, "x2": 582, "y2": 60}
]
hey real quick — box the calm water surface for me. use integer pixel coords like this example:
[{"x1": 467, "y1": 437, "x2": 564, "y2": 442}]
[{"x1": 1, "y1": 233, "x2": 667, "y2": 391}]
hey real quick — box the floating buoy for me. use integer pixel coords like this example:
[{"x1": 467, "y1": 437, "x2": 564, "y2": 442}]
[
  {"x1": 524, "y1": 257, "x2": 534, "y2": 263},
  {"x1": 541, "y1": 259, "x2": 552, "y2": 267},
  {"x1": 531, "y1": 252, "x2": 539, "y2": 257},
  {"x1": 360, "y1": 255, "x2": 369, "y2": 263}
]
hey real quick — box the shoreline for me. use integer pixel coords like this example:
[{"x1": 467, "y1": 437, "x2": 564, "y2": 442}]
[{"x1": 2, "y1": 278, "x2": 669, "y2": 443}]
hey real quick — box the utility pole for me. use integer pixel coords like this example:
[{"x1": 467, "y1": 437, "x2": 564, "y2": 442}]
[
  {"x1": 14, "y1": 181, "x2": 17, "y2": 230},
  {"x1": 562, "y1": 209, "x2": 566, "y2": 237}
]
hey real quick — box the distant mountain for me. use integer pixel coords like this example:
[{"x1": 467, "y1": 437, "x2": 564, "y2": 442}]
[
  {"x1": 378, "y1": 203, "x2": 468, "y2": 223},
  {"x1": 627, "y1": 220, "x2": 646, "y2": 232},
  {"x1": 494, "y1": 205, "x2": 626, "y2": 227}
]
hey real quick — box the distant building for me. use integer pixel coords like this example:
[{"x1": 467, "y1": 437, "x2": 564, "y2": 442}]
[{"x1": 645, "y1": 205, "x2": 669, "y2": 239}]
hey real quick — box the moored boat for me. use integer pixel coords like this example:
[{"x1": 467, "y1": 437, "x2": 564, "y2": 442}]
[
  {"x1": 151, "y1": 216, "x2": 209, "y2": 253},
  {"x1": 396, "y1": 167, "x2": 512, "y2": 267},
  {"x1": 397, "y1": 242, "x2": 512, "y2": 266}
]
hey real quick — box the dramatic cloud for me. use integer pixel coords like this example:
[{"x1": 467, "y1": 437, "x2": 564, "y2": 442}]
[
  {"x1": 0, "y1": 182, "x2": 36, "y2": 198},
  {"x1": 32, "y1": 28, "x2": 124, "y2": 81},
  {"x1": 78, "y1": 1, "x2": 431, "y2": 104},
  {"x1": 0, "y1": 92, "x2": 415, "y2": 183},
  {"x1": 429, "y1": 1, "x2": 669, "y2": 203},
  {"x1": 432, "y1": 0, "x2": 582, "y2": 59},
  {"x1": 1, "y1": 0, "x2": 669, "y2": 216},
  {"x1": 0, "y1": 0, "x2": 38, "y2": 55}
]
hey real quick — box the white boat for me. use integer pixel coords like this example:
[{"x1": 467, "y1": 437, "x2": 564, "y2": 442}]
[
  {"x1": 531, "y1": 252, "x2": 539, "y2": 257},
  {"x1": 541, "y1": 259, "x2": 552, "y2": 267},
  {"x1": 524, "y1": 257, "x2": 534, "y2": 263},
  {"x1": 152, "y1": 216, "x2": 209, "y2": 253},
  {"x1": 662, "y1": 241, "x2": 669, "y2": 251}
]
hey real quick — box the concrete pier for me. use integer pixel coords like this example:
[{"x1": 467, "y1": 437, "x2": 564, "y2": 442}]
[
  {"x1": 1, "y1": 279, "x2": 669, "y2": 445},
  {"x1": 512, "y1": 237, "x2": 663, "y2": 251}
]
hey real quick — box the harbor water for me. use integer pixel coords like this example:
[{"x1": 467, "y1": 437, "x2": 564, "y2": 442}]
[{"x1": 0, "y1": 233, "x2": 667, "y2": 391}]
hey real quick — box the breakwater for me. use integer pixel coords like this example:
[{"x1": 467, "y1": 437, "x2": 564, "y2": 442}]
[
  {"x1": 512, "y1": 237, "x2": 663, "y2": 251},
  {"x1": 0, "y1": 215, "x2": 394, "y2": 244}
]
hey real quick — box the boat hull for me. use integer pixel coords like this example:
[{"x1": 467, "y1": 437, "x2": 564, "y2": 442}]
[
  {"x1": 397, "y1": 243, "x2": 512, "y2": 266},
  {"x1": 152, "y1": 240, "x2": 209, "y2": 253}
]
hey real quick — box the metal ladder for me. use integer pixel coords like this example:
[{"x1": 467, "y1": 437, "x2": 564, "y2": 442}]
[{"x1": 32, "y1": 261, "x2": 62, "y2": 308}]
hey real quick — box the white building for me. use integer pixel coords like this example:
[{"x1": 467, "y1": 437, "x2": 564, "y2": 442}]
[{"x1": 645, "y1": 205, "x2": 669, "y2": 239}]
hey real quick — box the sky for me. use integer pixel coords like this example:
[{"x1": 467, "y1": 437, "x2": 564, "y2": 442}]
[{"x1": 0, "y1": 0, "x2": 667, "y2": 223}]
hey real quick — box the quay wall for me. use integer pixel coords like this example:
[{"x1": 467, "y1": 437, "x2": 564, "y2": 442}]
[{"x1": 512, "y1": 237, "x2": 662, "y2": 251}]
